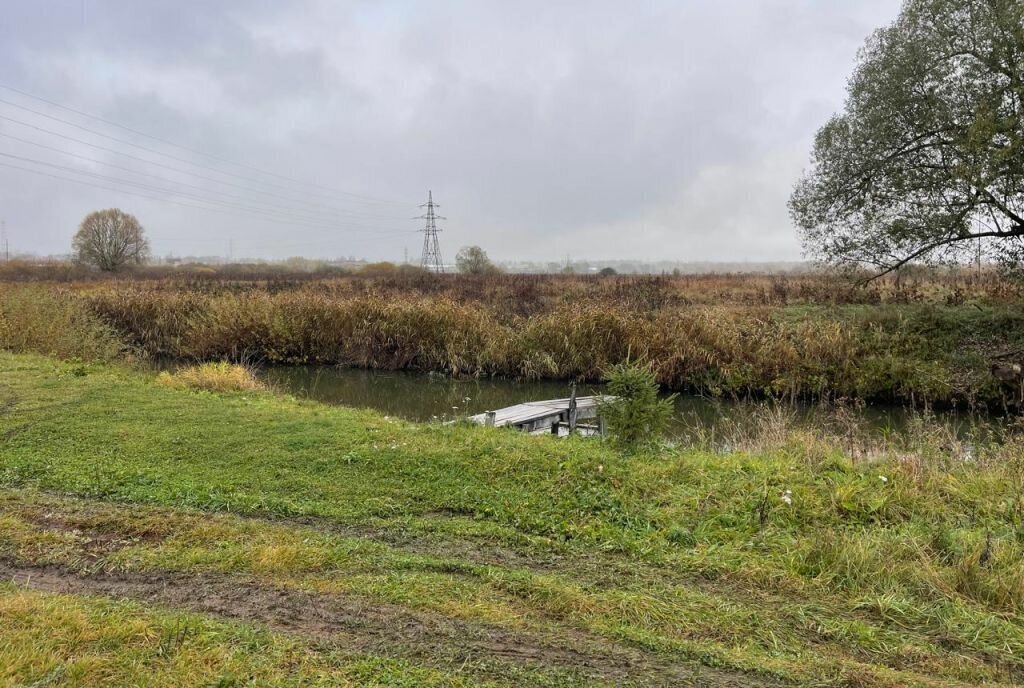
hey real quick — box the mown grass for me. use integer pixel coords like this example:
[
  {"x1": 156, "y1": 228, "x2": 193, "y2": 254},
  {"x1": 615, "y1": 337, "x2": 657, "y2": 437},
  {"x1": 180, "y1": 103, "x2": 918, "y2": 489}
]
[
  {"x1": 0, "y1": 584, "x2": 571, "y2": 688},
  {"x1": 1, "y1": 487, "x2": 1022, "y2": 686},
  {"x1": 1, "y1": 352, "x2": 1023, "y2": 686}
]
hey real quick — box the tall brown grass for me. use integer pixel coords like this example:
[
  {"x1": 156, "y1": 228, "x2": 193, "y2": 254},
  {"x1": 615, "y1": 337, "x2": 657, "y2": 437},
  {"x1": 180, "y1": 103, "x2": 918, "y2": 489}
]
[
  {"x1": 157, "y1": 362, "x2": 266, "y2": 392},
  {"x1": 70, "y1": 280, "x2": 1024, "y2": 406},
  {"x1": 3, "y1": 271, "x2": 1022, "y2": 405},
  {"x1": 4, "y1": 261, "x2": 1021, "y2": 306},
  {"x1": 0, "y1": 284, "x2": 124, "y2": 361}
]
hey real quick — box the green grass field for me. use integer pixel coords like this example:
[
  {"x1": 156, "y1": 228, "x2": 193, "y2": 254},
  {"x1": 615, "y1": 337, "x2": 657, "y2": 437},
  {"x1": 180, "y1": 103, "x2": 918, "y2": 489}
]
[{"x1": 1, "y1": 352, "x2": 1023, "y2": 686}]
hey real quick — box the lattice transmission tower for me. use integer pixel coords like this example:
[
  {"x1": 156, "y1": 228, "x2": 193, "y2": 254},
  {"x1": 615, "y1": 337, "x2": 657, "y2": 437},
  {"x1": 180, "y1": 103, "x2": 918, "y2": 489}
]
[{"x1": 417, "y1": 190, "x2": 445, "y2": 273}]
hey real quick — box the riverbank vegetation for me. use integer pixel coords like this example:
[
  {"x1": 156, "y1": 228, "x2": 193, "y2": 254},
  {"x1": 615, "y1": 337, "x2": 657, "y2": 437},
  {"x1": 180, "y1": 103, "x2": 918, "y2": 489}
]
[
  {"x1": 1, "y1": 352, "x2": 1023, "y2": 686},
  {"x1": 3, "y1": 271, "x2": 1023, "y2": 407},
  {"x1": 156, "y1": 361, "x2": 266, "y2": 392}
]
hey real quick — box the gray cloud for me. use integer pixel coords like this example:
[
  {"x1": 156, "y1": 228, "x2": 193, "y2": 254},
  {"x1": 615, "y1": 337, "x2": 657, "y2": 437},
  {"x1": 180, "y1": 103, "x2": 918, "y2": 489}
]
[{"x1": 0, "y1": 0, "x2": 901, "y2": 262}]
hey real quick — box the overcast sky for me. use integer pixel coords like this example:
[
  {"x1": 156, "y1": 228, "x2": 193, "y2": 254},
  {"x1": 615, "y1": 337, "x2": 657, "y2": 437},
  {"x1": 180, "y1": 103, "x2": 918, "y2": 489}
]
[{"x1": 0, "y1": 0, "x2": 902, "y2": 263}]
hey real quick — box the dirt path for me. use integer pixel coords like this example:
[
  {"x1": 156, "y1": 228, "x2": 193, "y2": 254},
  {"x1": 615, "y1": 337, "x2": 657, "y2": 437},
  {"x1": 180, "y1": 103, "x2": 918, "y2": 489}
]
[
  {"x1": 0, "y1": 559, "x2": 782, "y2": 688},
  {"x1": 1, "y1": 489, "x2": 741, "y2": 595}
]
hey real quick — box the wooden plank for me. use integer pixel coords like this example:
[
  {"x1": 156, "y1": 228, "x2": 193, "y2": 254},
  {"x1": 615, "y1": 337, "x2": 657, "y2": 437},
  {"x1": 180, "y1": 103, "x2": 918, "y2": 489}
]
[{"x1": 469, "y1": 396, "x2": 604, "y2": 430}]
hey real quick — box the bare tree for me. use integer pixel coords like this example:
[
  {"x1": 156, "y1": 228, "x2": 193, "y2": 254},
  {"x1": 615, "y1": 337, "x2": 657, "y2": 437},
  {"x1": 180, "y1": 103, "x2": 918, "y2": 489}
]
[{"x1": 72, "y1": 208, "x2": 149, "y2": 272}]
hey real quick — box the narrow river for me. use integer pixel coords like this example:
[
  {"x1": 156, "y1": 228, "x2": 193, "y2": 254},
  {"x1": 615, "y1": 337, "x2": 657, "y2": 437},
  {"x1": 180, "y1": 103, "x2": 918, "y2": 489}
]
[{"x1": 256, "y1": 365, "x2": 999, "y2": 444}]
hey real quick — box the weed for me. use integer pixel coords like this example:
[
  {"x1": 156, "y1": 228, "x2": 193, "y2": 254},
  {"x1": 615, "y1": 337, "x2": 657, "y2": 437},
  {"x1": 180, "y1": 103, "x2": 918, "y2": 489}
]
[{"x1": 157, "y1": 362, "x2": 265, "y2": 392}]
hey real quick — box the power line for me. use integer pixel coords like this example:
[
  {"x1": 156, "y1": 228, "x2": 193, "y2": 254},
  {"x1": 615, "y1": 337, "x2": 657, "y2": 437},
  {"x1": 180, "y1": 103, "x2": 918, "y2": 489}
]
[
  {"x1": 154, "y1": 235, "x2": 395, "y2": 250},
  {"x1": 0, "y1": 149, "x2": 411, "y2": 233},
  {"x1": 0, "y1": 82, "x2": 405, "y2": 205},
  {"x1": 0, "y1": 159, "x2": 417, "y2": 237},
  {"x1": 0, "y1": 117, "x2": 409, "y2": 222},
  {"x1": 0, "y1": 97, "x2": 410, "y2": 210},
  {"x1": 417, "y1": 190, "x2": 445, "y2": 273},
  {"x1": 0, "y1": 135, "x2": 410, "y2": 226}
]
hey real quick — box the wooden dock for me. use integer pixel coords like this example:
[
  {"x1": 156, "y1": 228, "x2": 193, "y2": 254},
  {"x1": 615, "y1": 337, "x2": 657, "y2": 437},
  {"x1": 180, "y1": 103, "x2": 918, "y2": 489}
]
[{"x1": 468, "y1": 395, "x2": 604, "y2": 435}]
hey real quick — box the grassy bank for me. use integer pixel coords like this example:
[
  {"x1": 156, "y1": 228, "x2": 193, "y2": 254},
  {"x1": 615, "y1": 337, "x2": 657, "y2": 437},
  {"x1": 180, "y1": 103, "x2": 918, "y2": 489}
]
[{"x1": 1, "y1": 352, "x2": 1023, "y2": 686}]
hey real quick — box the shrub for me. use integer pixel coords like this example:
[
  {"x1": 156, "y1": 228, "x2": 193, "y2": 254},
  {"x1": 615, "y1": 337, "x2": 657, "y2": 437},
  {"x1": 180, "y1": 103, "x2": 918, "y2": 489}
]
[
  {"x1": 0, "y1": 285, "x2": 124, "y2": 361},
  {"x1": 157, "y1": 362, "x2": 265, "y2": 393},
  {"x1": 598, "y1": 360, "x2": 677, "y2": 448}
]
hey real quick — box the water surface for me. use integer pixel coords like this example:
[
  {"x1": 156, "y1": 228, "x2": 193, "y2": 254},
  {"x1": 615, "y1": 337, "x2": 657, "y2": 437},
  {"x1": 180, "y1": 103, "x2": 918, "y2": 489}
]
[{"x1": 257, "y1": 365, "x2": 996, "y2": 442}]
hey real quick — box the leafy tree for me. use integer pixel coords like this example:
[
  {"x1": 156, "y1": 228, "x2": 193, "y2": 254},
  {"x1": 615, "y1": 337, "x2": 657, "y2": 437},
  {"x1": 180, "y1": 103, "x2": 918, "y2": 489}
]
[
  {"x1": 598, "y1": 267, "x2": 618, "y2": 276},
  {"x1": 72, "y1": 208, "x2": 149, "y2": 272},
  {"x1": 597, "y1": 360, "x2": 677, "y2": 449},
  {"x1": 790, "y1": 0, "x2": 1024, "y2": 278},
  {"x1": 455, "y1": 245, "x2": 500, "y2": 275}
]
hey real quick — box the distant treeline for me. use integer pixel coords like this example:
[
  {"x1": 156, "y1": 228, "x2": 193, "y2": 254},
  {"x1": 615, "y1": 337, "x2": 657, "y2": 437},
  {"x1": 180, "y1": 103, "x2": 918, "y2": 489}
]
[{"x1": 0, "y1": 255, "x2": 1005, "y2": 283}]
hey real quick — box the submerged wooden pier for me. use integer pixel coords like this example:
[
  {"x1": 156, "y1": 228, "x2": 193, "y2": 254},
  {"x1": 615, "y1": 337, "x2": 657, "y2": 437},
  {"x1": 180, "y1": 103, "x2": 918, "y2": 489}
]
[{"x1": 468, "y1": 394, "x2": 605, "y2": 436}]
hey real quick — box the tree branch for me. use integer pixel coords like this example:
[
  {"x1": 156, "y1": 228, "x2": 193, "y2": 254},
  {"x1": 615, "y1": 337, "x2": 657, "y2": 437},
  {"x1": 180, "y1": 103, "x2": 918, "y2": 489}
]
[{"x1": 857, "y1": 226, "x2": 1024, "y2": 285}]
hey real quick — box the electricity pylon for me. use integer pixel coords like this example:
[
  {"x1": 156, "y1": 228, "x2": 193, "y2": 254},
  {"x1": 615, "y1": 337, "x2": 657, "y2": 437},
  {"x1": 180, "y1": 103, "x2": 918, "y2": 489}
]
[{"x1": 417, "y1": 191, "x2": 445, "y2": 273}]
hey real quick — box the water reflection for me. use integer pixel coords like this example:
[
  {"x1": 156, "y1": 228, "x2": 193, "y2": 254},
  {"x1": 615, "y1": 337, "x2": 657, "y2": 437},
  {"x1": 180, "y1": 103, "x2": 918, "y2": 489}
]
[
  {"x1": 257, "y1": 365, "x2": 1000, "y2": 443},
  {"x1": 259, "y1": 366, "x2": 585, "y2": 421}
]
